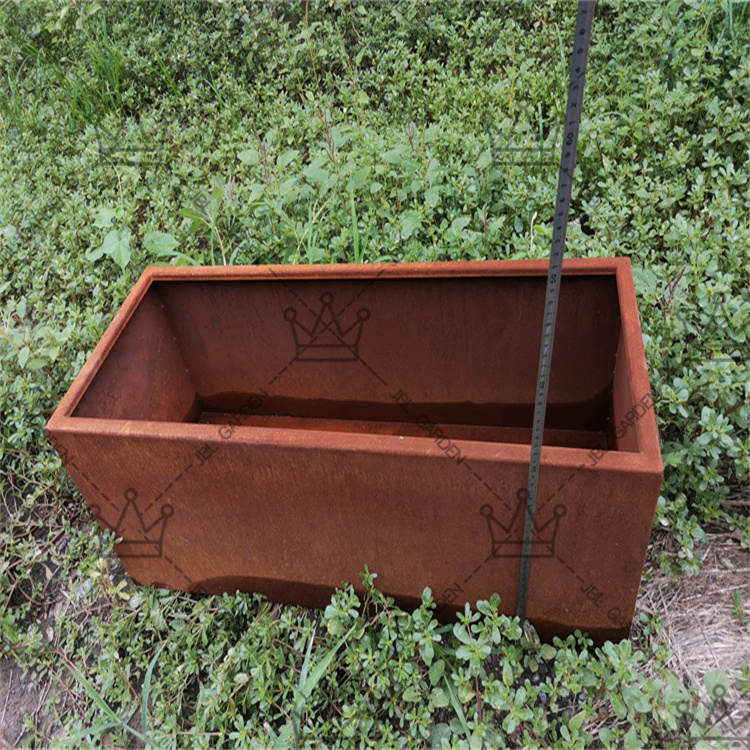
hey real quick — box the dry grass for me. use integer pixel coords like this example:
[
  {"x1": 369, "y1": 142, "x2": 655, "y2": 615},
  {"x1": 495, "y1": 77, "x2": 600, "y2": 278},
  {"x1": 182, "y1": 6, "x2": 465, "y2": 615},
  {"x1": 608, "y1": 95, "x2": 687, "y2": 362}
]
[{"x1": 636, "y1": 486, "x2": 750, "y2": 743}]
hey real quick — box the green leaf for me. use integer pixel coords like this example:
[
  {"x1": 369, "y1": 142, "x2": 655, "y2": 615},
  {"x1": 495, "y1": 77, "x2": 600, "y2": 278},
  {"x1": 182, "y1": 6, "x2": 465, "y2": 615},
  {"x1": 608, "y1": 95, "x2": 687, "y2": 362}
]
[
  {"x1": 278, "y1": 176, "x2": 298, "y2": 201},
  {"x1": 425, "y1": 158, "x2": 442, "y2": 185},
  {"x1": 93, "y1": 206, "x2": 116, "y2": 229},
  {"x1": 623, "y1": 726, "x2": 640, "y2": 750},
  {"x1": 429, "y1": 722, "x2": 451, "y2": 747},
  {"x1": 66, "y1": 663, "x2": 145, "y2": 742},
  {"x1": 622, "y1": 683, "x2": 650, "y2": 713},
  {"x1": 294, "y1": 623, "x2": 356, "y2": 716},
  {"x1": 27, "y1": 356, "x2": 48, "y2": 370},
  {"x1": 421, "y1": 639, "x2": 434, "y2": 665},
  {"x1": 179, "y1": 207, "x2": 207, "y2": 224},
  {"x1": 292, "y1": 628, "x2": 318, "y2": 738},
  {"x1": 89, "y1": 228, "x2": 132, "y2": 271},
  {"x1": 662, "y1": 452, "x2": 683, "y2": 467},
  {"x1": 403, "y1": 685, "x2": 420, "y2": 702},
  {"x1": 430, "y1": 687, "x2": 450, "y2": 708},
  {"x1": 305, "y1": 245, "x2": 326, "y2": 263},
  {"x1": 569, "y1": 709, "x2": 586, "y2": 732},
  {"x1": 442, "y1": 677, "x2": 471, "y2": 737},
  {"x1": 238, "y1": 148, "x2": 259, "y2": 165},
  {"x1": 143, "y1": 231, "x2": 179, "y2": 255},
  {"x1": 348, "y1": 166, "x2": 370, "y2": 193},
  {"x1": 429, "y1": 659, "x2": 445, "y2": 686},
  {"x1": 477, "y1": 149, "x2": 493, "y2": 170},
  {"x1": 540, "y1": 643, "x2": 556, "y2": 660},
  {"x1": 401, "y1": 211, "x2": 421, "y2": 239},
  {"x1": 611, "y1": 691, "x2": 627, "y2": 720},
  {"x1": 86, "y1": 244, "x2": 106, "y2": 261},
  {"x1": 18, "y1": 346, "x2": 30, "y2": 368},
  {"x1": 247, "y1": 184, "x2": 265, "y2": 205},
  {"x1": 277, "y1": 149, "x2": 299, "y2": 169},
  {"x1": 599, "y1": 727, "x2": 616, "y2": 744},
  {"x1": 451, "y1": 216, "x2": 471, "y2": 234},
  {"x1": 350, "y1": 198, "x2": 361, "y2": 262},
  {"x1": 502, "y1": 661, "x2": 513, "y2": 686},
  {"x1": 141, "y1": 643, "x2": 166, "y2": 739},
  {"x1": 65, "y1": 722, "x2": 130, "y2": 743},
  {"x1": 424, "y1": 186, "x2": 441, "y2": 207},
  {"x1": 383, "y1": 145, "x2": 407, "y2": 164},
  {"x1": 330, "y1": 125, "x2": 349, "y2": 149},
  {"x1": 704, "y1": 670, "x2": 730, "y2": 702},
  {"x1": 298, "y1": 626, "x2": 316, "y2": 694},
  {"x1": 305, "y1": 161, "x2": 329, "y2": 183},
  {"x1": 207, "y1": 187, "x2": 223, "y2": 222}
]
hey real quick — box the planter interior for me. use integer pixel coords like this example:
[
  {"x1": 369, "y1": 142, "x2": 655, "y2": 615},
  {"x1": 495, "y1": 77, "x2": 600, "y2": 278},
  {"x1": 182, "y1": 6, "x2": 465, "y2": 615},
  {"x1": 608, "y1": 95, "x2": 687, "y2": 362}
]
[{"x1": 71, "y1": 274, "x2": 631, "y2": 450}]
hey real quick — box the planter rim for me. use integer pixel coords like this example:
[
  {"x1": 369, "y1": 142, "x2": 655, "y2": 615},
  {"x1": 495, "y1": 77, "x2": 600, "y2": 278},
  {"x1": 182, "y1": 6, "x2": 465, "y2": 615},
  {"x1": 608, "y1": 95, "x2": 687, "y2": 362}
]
[
  {"x1": 47, "y1": 258, "x2": 662, "y2": 475},
  {"x1": 46, "y1": 415, "x2": 660, "y2": 474}
]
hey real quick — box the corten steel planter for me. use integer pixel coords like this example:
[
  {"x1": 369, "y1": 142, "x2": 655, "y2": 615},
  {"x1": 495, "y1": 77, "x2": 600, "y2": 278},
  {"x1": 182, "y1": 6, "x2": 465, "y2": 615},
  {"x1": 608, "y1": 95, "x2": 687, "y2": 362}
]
[{"x1": 46, "y1": 258, "x2": 662, "y2": 643}]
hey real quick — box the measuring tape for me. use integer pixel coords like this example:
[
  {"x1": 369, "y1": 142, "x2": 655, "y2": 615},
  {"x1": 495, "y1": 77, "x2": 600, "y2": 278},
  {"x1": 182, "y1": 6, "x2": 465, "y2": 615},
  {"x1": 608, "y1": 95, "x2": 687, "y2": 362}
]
[{"x1": 517, "y1": 0, "x2": 596, "y2": 623}]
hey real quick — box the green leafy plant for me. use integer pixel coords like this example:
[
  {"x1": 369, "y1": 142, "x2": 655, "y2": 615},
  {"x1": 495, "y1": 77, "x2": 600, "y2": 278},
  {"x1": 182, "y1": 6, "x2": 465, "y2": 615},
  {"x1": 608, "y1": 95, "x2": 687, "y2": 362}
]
[
  {"x1": 143, "y1": 230, "x2": 198, "y2": 266},
  {"x1": 731, "y1": 590, "x2": 750, "y2": 633},
  {"x1": 179, "y1": 182, "x2": 229, "y2": 266},
  {"x1": 86, "y1": 206, "x2": 132, "y2": 271},
  {"x1": 64, "y1": 644, "x2": 164, "y2": 747}
]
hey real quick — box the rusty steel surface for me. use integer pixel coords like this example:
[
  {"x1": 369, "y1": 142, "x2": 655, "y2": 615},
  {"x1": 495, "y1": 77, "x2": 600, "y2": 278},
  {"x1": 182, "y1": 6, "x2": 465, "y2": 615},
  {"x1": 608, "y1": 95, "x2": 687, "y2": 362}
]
[{"x1": 46, "y1": 258, "x2": 663, "y2": 644}]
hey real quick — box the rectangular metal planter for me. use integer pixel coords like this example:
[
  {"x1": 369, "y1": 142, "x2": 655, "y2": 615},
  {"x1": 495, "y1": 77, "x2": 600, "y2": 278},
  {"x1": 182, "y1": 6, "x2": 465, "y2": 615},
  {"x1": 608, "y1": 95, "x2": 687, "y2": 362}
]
[{"x1": 46, "y1": 258, "x2": 662, "y2": 643}]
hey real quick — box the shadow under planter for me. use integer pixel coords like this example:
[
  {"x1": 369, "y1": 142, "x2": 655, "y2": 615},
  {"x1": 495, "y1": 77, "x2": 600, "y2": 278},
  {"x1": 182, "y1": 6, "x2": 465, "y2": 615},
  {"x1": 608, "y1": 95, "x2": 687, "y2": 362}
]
[{"x1": 46, "y1": 258, "x2": 662, "y2": 644}]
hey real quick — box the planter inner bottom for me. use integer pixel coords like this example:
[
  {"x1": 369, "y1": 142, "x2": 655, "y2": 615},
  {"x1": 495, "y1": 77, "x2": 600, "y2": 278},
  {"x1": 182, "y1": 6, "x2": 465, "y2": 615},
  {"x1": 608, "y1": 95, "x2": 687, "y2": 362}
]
[{"x1": 198, "y1": 410, "x2": 608, "y2": 449}]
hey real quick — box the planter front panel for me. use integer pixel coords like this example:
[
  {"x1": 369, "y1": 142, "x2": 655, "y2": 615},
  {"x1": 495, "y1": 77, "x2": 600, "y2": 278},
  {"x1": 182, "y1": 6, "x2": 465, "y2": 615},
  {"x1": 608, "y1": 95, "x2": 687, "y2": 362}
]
[{"x1": 47, "y1": 259, "x2": 662, "y2": 643}]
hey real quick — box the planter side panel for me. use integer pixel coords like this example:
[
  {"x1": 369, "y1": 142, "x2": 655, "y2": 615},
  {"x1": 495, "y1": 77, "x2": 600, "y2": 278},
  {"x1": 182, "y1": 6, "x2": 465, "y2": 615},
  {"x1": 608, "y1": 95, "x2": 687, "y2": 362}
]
[
  {"x1": 72, "y1": 289, "x2": 198, "y2": 422},
  {"x1": 46, "y1": 428, "x2": 660, "y2": 643},
  {"x1": 155, "y1": 277, "x2": 620, "y2": 433}
]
